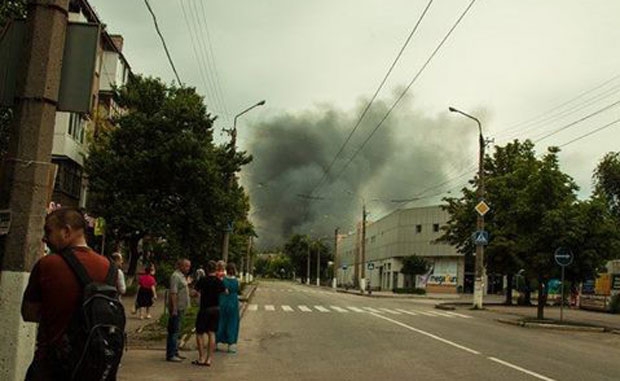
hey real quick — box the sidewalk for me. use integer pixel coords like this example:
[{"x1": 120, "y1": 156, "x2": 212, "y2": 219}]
[{"x1": 482, "y1": 304, "x2": 620, "y2": 331}]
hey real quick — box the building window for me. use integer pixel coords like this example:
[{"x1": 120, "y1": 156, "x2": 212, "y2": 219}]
[
  {"x1": 371, "y1": 236, "x2": 376, "y2": 243},
  {"x1": 416, "y1": 224, "x2": 422, "y2": 233},
  {"x1": 433, "y1": 223, "x2": 440, "y2": 232},
  {"x1": 68, "y1": 113, "x2": 84, "y2": 143}
]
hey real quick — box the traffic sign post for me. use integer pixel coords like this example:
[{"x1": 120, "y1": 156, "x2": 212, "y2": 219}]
[
  {"x1": 554, "y1": 247, "x2": 574, "y2": 322},
  {"x1": 366, "y1": 263, "x2": 374, "y2": 295}
]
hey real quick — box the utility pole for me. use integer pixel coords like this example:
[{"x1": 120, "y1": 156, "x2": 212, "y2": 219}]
[
  {"x1": 0, "y1": 1, "x2": 70, "y2": 380},
  {"x1": 221, "y1": 100, "x2": 265, "y2": 263},
  {"x1": 316, "y1": 241, "x2": 320, "y2": 286},
  {"x1": 244, "y1": 236, "x2": 252, "y2": 282},
  {"x1": 476, "y1": 128, "x2": 486, "y2": 309},
  {"x1": 306, "y1": 238, "x2": 311, "y2": 285},
  {"x1": 449, "y1": 106, "x2": 486, "y2": 309},
  {"x1": 333, "y1": 227, "x2": 339, "y2": 288},
  {"x1": 361, "y1": 203, "x2": 367, "y2": 288}
]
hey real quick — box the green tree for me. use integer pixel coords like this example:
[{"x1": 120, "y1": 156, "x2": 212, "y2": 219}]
[
  {"x1": 283, "y1": 234, "x2": 332, "y2": 282},
  {"x1": 594, "y1": 152, "x2": 620, "y2": 221},
  {"x1": 400, "y1": 255, "x2": 430, "y2": 288},
  {"x1": 440, "y1": 141, "x2": 619, "y2": 319},
  {"x1": 84, "y1": 75, "x2": 251, "y2": 274}
]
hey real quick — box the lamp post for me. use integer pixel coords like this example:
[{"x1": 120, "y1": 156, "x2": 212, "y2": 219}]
[
  {"x1": 449, "y1": 106, "x2": 486, "y2": 309},
  {"x1": 222, "y1": 100, "x2": 266, "y2": 263}
]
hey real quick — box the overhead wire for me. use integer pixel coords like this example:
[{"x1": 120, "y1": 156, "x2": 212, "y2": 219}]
[
  {"x1": 532, "y1": 99, "x2": 620, "y2": 143},
  {"x1": 197, "y1": 0, "x2": 232, "y2": 124},
  {"x1": 307, "y1": 0, "x2": 436, "y2": 198},
  {"x1": 558, "y1": 117, "x2": 620, "y2": 148},
  {"x1": 498, "y1": 82, "x2": 620, "y2": 142},
  {"x1": 181, "y1": 0, "x2": 228, "y2": 121},
  {"x1": 498, "y1": 72, "x2": 620, "y2": 140},
  {"x1": 325, "y1": 0, "x2": 478, "y2": 194},
  {"x1": 178, "y1": 0, "x2": 218, "y2": 108},
  {"x1": 143, "y1": 0, "x2": 182, "y2": 84}
]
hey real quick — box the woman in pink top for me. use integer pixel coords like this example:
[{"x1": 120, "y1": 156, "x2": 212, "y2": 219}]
[{"x1": 136, "y1": 266, "x2": 157, "y2": 319}]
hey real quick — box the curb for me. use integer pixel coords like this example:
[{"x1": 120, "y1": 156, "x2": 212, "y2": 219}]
[
  {"x1": 435, "y1": 304, "x2": 456, "y2": 311},
  {"x1": 335, "y1": 289, "x2": 460, "y2": 300},
  {"x1": 496, "y1": 318, "x2": 607, "y2": 332},
  {"x1": 240, "y1": 284, "x2": 258, "y2": 319}
]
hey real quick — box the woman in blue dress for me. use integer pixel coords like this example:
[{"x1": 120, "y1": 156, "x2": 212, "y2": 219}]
[{"x1": 217, "y1": 262, "x2": 240, "y2": 353}]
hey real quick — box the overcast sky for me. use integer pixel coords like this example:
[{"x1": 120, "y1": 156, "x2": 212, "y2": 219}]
[{"x1": 91, "y1": 0, "x2": 620, "y2": 246}]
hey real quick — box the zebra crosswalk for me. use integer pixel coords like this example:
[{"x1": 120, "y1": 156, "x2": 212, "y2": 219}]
[{"x1": 246, "y1": 304, "x2": 473, "y2": 319}]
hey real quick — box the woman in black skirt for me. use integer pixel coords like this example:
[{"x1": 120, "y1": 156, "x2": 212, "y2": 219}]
[{"x1": 136, "y1": 266, "x2": 157, "y2": 319}]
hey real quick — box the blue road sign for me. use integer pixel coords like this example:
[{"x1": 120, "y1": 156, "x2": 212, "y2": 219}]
[
  {"x1": 554, "y1": 247, "x2": 573, "y2": 267},
  {"x1": 472, "y1": 230, "x2": 489, "y2": 246},
  {"x1": 367, "y1": 263, "x2": 375, "y2": 271}
]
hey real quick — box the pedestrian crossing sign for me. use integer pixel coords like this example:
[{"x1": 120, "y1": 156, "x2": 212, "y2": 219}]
[{"x1": 472, "y1": 230, "x2": 489, "y2": 246}]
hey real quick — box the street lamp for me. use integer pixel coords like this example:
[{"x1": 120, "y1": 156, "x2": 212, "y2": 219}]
[
  {"x1": 449, "y1": 106, "x2": 486, "y2": 309},
  {"x1": 222, "y1": 100, "x2": 266, "y2": 263}
]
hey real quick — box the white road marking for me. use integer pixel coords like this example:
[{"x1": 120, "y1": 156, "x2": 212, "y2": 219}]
[
  {"x1": 443, "y1": 311, "x2": 473, "y2": 319},
  {"x1": 248, "y1": 304, "x2": 258, "y2": 311},
  {"x1": 330, "y1": 306, "x2": 349, "y2": 313},
  {"x1": 395, "y1": 309, "x2": 418, "y2": 316},
  {"x1": 379, "y1": 308, "x2": 401, "y2": 315},
  {"x1": 347, "y1": 306, "x2": 365, "y2": 313},
  {"x1": 282, "y1": 305, "x2": 294, "y2": 312},
  {"x1": 412, "y1": 310, "x2": 440, "y2": 317},
  {"x1": 369, "y1": 313, "x2": 480, "y2": 355},
  {"x1": 428, "y1": 310, "x2": 454, "y2": 317},
  {"x1": 265, "y1": 305, "x2": 275, "y2": 311},
  {"x1": 314, "y1": 305, "x2": 330, "y2": 312},
  {"x1": 488, "y1": 357, "x2": 556, "y2": 381},
  {"x1": 363, "y1": 307, "x2": 382, "y2": 313},
  {"x1": 370, "y1": 313, "x2": 555, "y2": 381},
  {"x1": 298, "y1": 305, "x2": 312, "y2": 312}
]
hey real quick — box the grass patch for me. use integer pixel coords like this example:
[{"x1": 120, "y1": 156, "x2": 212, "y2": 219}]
[{"x1": 158, "y1": 305, "x2": 199, "y2": 337}]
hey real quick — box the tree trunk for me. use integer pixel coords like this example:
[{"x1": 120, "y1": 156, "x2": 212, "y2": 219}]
[
  {"x1": 127, "y1": 236, "x2": 141, "y2": 276},
  {"x1": 505, "y1": 273, "x2": 513, "y2": 305},
  {"x1": 536, "y1": 279, "x2": 546, "y2": 320}
]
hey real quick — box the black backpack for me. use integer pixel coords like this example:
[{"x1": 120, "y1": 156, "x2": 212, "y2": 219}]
[{"x1": 55, "y1": 248, "x2": 126, "y2": 380}]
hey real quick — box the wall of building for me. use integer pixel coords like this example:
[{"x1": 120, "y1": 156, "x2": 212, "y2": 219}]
[{"x1": 336, "y1": 205, "x2": 465, "y2": 293}]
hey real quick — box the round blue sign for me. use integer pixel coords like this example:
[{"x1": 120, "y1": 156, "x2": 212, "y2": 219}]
[{"x1": 554, "y1": 247, "x2": 573, "y2": 267}]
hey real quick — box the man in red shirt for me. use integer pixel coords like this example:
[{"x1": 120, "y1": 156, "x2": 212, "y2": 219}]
[{"x1": 21, "y1": 207, "x2": 112, "y2": 380}]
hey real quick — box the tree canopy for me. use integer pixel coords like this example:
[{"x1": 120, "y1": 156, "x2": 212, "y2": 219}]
[
  {"x1": 84, "y1": 75, "x2": 252, "y2": 273},
  {"x1": 439, "y1": 140, "x2": 620, "y2": 318}
]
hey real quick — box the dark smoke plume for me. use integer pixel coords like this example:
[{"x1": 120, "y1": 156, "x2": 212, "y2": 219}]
[{"x1": 242, "y1": 93, "x2": 481, "y2": 248}]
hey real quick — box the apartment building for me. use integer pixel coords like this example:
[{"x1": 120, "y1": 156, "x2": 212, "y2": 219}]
[{"x1": 51, "y1": 0, "x2": 130, "y2": 207}]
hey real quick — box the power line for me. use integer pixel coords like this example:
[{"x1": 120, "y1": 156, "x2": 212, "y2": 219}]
[
  {"x1": 143, "y1": 0, "x2": 182, "y2": 84},
  {"x1": 307, "y1": 0, "x2": 435, "y2": 197},
  {"x1": 197, "y1": 0, "x2": 232, "y2": 123},
  {"x1": 498, "y1": 81, "x2": 620, "y2": 143},
  {"x1": 533, "y1": 99, "x2": 620, "y2": 143},
  {"x1": 498, "y1": 72, "x2": 620, "y2": 139},
  {"x1": 180, "y1": 0, "x2": 228, "y2": 120},
  {"x1": 178, "y1": 1, "x2": 216, "y2": 106},
  {"x1": 326, "y1": 0, "x2": 478, "y2": 192},
  {"x1": 559, "y1": 117, "x2": 620, "y2": 148},
  {"x1": 188, "y1": 0, "x2": 231, "y2": 124}
]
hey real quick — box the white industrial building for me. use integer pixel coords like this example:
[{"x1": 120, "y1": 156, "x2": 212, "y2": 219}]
[{"x1": 336, "y1": 205, "x2": 465, "y2": 293}]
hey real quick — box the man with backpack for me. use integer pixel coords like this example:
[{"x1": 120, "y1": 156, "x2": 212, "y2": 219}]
[{"x1": 22, "y1": 207, "x2": 125, "y2": 380}]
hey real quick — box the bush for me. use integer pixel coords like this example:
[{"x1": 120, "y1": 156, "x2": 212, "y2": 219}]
[{"x1": 393, "y1": 287, "x2": 426, "y2": 295}]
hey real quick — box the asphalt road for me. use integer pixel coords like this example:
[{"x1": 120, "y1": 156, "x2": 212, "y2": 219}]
[{"x1": 119, "y1": 280, "x2": 620, "y2": 381}]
